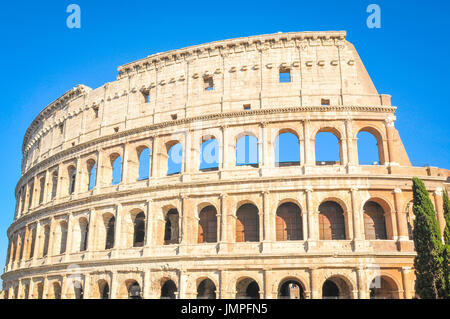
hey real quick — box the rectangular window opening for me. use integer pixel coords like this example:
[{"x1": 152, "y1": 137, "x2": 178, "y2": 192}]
[
  {"x1": 204, "y1": 76, "x2": 214, "y2": 91},
  {"x1": 321, "y1": 98, "x2": 330, "y2": 106},
  {"x1": 243, "y1": 104, "x2": 251, "y2": 110},
  {"x1": 171, "y1": 114, "x2": 178, "y2": 120},
  {"x1": 142, "y1": 90, "x2": 150, "y2": 103},
  {"x1": 279, "y1": 68, "x2": 291, "y2": 83}
]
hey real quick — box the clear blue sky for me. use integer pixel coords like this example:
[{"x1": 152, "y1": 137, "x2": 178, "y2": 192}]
[{"x1": 0, "y1": 0, "x2": 449, "y2": 283}]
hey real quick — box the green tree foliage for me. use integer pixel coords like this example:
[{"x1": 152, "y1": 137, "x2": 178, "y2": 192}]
[
  {"x1": 442, "y1": 190, "x2": 450, "y2": 298},
  {"x1": 411, "y1": 177, "x2": 443, "y2": 299},
  {"x1": 443, "y1": 190, "x2": 450, "y2": 245}
]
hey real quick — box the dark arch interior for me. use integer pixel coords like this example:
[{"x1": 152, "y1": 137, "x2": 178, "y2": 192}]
[
  {"x1": 198, "y1": 206, "x2": 217, "y2": 243},
  {"x1": 236, "y1": 204, "x2": 259, "y2": 242},
  {"x1": 101, "y1": 282, "x2": 110, "y2": 299},
  {"x1": 197, "y1": 279, "x2": 216, "y2": 299},
  {"x1": 133, "y1": 212, "x2": 145, "y2": 247},
  {"x1": 164, "y1": 209, "x2": 180, "y2": 244},
  {"x1": 276, "y1": 202, "x2": 303, "y2": 241},
  {"x1": 128, "y1": 281, "x2": 141, "y2": 299},
  {"x1": 236, "y1": 278, "x2": 260, "y2": 299},
  {"x1": 322, "y1": 280, "x2": 339, "y2": 299},
  {"x1": 161, "y1": 280, "x2": 177, "y2": 299},
  {"x1": 318, "y1": 201, "x2": 346, "y2": 240},
  {"x1": 278, "y1": 280, "x2": 305, "y2": 299}
]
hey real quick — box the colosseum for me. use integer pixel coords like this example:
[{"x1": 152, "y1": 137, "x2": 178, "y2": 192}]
[{"x1": 2, "y1": 31, "x2": 449, "y2": 300}]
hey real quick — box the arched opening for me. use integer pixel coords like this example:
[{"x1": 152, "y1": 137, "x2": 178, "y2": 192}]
[
  {"x1": 200, "y1": 138, "x2": 219, "y2": 171},
  {"x1": 59, "y1": 221, "x2": 68, "y2": 254},
  {"x1": 363, "y1": 201, "x2": 387, "y2": 240},
  {"x1": 23, "y1": 284, "x2": 29, "y2": 299},
  {"x1": 161, "y1": 280, "x2": 177, "y2": 299},
  {"x1": 79, "y1": 217, "x2": 89, "y2": 252},
  {"x1": 51, "y1": 171, "x2": 58, "y2": 200},
  {"x1": 198, "y1": 205, "x2": 217, "y2": 243},
  {"x1": 236, "y1": 278, "x2": 260, "y2": 299},
  {"x1": 276, "y1": 202, "x2": 303, "y2": 241},
  {"x1": 87, "y1": 159, "x2": 97, "y2": 191},
  {"x1": 315, "y1": 131, "x2": 341, "y2": 165},
  {"x1": 42, "y1": 225, "x2": 50, "y2": 257},
  {"x1": 128, "y1": 281, "x2": 142, "y2": 299},
  {"x1": 36, "y1": 282, "x2": 44, "y2": 299},
  {"x1": 369, "y1": 276, "x2": 399, "y2": 299},
  {"x1": 38, "y1": 176, "x2": 45, "y2": 204},
  {"x1": 167, "y1": 142, "x2": 182, "y2": 175},
  {"x1": 164, "y1": 209, "x2": 180, "y2": 245},
  {"x1": 274, "y1": 132, "x2": 300, "y2": 167},
  {"x1": 236, "y1": 204, "x2": 259, "y2": 242},
  {"x1": 138, "y1": 147, "x2": 151, "y2": 180},
  {"x1": 319, "y1": 201, "x2": 346, "y2": 240},
  {"x1": 73, "y1": 281, "x2": 83, "y2": 299},
  {"x1": 197, "y1": 279, "x2": 217, "y2": 299},
  {"x1": 236, "y1": 135, "x2": 259, "y2": 167},
  {"x1": 52, "y1": 282, "x2": 61, "y2": 299},
  {"x1": 357, "y1": 129, "x2": 383, "y2": 165},
  {"x1": 133, "y1": 212, "x2": 146, "y2": 247},
  {"x1": 100, "y1": 281, "x2": 110, "y2": 299},
  {"x1": 111, "y1": 154, "x2": 123, "y2": 185},
  {"x1": 322, "y1": 277, "x2": 351, "y2": 299},
  {"x1": 278, "y1": 279, "x2": 305, "y2": 299},
  {"x1": 68, "y1": 166, "x2": 76, "y2": 195},
  {"x1": 29, "y1": 227, "x2": 36, "y2": 259},
  {"x1": 105, "y1": 216, "x2": 116, "y2": 249}
]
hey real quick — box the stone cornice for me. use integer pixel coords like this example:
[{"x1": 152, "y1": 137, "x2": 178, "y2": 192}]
[
  {"x1": 22, "y1": 85, "x2": 92, "y2": 153},
  {"x1": 16, "y1": 104, "x2": 396, "y2": 193},
  {"x1": 117, "y1": 31, "x2": 347, "y2": 78}
]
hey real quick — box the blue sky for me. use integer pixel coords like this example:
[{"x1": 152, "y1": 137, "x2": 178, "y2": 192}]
[{"x1": 0, "y1": 0, "x2": 449, "y2": 283}]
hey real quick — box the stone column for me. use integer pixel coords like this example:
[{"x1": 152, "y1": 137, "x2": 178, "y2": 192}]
[
  {"x1": 178, "y1": 270, "x2": 187, "y2": 299},
  {"x1": 142, "y1": 269, "x2": 151, "y2": 299},
  {"x1": 64, "y1": 214, "x2": 74, "y2": 260},
  {"x1": 83, "y1": 273, "x2": 91, "y2": 299},
  {"x1": 179, "y1": 195, "x2": 187, "y2": 245},
  {"x1": 262, "y1": 191, "x2": 272, "y2": 242},
  {"x1": 309, "y1": 267, "x2": 320, "y2": 299},
  {"x1": 351, "y1": 187, "x2": 364, "y2": 250},
  {"x1": 263, "y1": 269, "x2": 273, "y2": 299},
  {"x1": 303, "y1": 120, "x2": 314, "y2": 167},
  {"x1": 122, "y1": 143, "x2": 132, "y2": 184},
  {"x1": 110, "y1": 271, "x2": 118, "y2": 299},
  {"x1": 345, "y1": 119, "x2": 357, "y2": 167},
  {"x1": 393, "y1": 189, "x2": 408, "y2": 241},
  {"x1": 61, "y1": 275, "x2": 68, "y2": 299},
  {"x1": 113, "y1": 204, "x2": 123, "y2": 254},
  {"x1": 401, "y1": 267, "x2": 413, "y2": 299},
  {"x1": 384, "y1": 116, "x2": 398, "y2": 165},
  {"x1": 219, "y1": 193, "x2": 228, "y2": 243},
  {"x1": 356, "y1": 267, "x2": 368, "y2": 299},
  {"x1": 87, "y1": 209, "x2": 96, "y2": 257},
  {"x1": 259, "y1": 122, "x2": 268, "y2": 169},
  {"x1": 305, "y1": 187, "x2": 317, "y2": 250},
  {"x1": 32, "y1": 222, "x2": 42, "y2": 264},
  {"x1": 47, "y1": 217, "x2": 56, "y2": 259},
  {"x1": 144, "y1": 199, "x2": 154, "y2": 248},
  {"x1": 221, "y1": 125, "x2": 232, "y2": 170},
  {"x1": 433, "y1": 188, "x2": 446, "y2": 238},
  {"x1": 183, "y1": 132, "x2": 190, "y2": 174}
]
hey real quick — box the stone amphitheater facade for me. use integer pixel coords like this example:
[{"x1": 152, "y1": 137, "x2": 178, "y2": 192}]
[{"x1": 2, "y1": 31, "x2": 449, "y2": 299}]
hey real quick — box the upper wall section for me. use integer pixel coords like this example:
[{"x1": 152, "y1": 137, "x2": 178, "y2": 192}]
[{"x1": 21, "y1": 31, "x2": 391, "y2": 174}]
